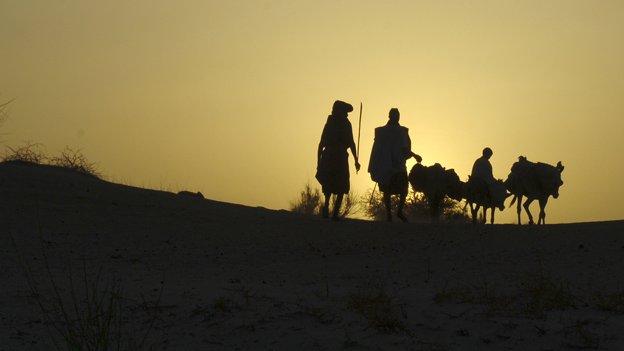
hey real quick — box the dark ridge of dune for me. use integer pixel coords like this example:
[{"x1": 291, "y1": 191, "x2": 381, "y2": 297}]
[
  {"x1": 0, "y1": 160, "x2": 288, "y2": 221},
  {"x1": 2, "y1": 161, "x2": 624, "y2": 350}
]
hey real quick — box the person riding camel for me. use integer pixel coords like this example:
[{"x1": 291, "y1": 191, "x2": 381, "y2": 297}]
[{"x1": 470, "y1": 147, "x2": 497, "y2": 199}]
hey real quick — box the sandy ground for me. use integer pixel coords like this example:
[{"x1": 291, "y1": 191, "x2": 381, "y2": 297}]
[{"x1": 2, "y1": 161, "x2": 624, "y2": 350}]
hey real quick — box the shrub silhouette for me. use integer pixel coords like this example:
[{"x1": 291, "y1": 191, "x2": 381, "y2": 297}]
[
  {"x1": 290, "y1": 183, "x2": 322, "y2": 215},
  {"x1": 49, "y1": 147, "x2": 100, "y2": 178},
  {"x1": 290, "y1": 183, "x2": 358, "y2": 218},
  {"x1": 3, "y1": 142, "x2": 47, "y2": 164},
  {"x1": 362, "y1": 187, "x2": 468, "y2": 223},
  {"x1": 0, "y1": 98, "x2": 12, "y2": 126},
  {"x1": 3, "y1": 143, "x2": 101, "y2": 178}
]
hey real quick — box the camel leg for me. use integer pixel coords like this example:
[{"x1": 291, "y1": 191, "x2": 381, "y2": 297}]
[
  {"x1": 490, "y1": 207, "x2": 495, "y2": 224},
  {"x1": 482, "y1": 207, "x2": 488, "y2": 224},
  {"x1": 470, "y1": 203, "x2": 477, "y2": 225},
  {"x1": 516, "y1": 194, "x2": 523, "y2": 224},
  {"x1": 523, "y1": 198, "x2": 535, "y2": 225},
  {"x1": 538, "y1": 197, "x2": 548, "y2": 225}
]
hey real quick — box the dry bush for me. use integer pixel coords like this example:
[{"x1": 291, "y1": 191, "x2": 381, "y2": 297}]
[
  {"x1": 564, "y1": 320, "x2": 601, "y2": 349},
  {"x1": 49, "y1": 147, "x2": 100, "y2": 178},
  {"x1": 593, "y1": 291, "x2": 624, "y2": 313},
  {"x1": 434, "y1": 271, "x2": 577, "y2": 319},
  {"x1": 11, "y1": 234, "x2": 162, "y2": 350},
  {"x1": 347, "y1": 289, "x2": 406, "y2": 334},
  {"x1": 520, "y1": 273, "x2": 576, "y2": 318},
  {"x1": 0, "y1": 98, "x2": 12, "y2": 126},
  {"x1": 212, "y1": 296, "x2": 239, "y2": 314},
  {"x1": 339, "y1": 191, "x2": 360, "y2": 218},
  {"x1": 3, "y1": 142, "x2": 47, "y2": 164},
  {"x1": 362, "y1": 187, "x2": 469, "y2": 223},
  {"x1": 290, "y1": 183, "x2": 359, "y2": 218},
  {"x1": 433, "y1": 285, "x2": 474, "y2": 304},
  {"x1": 290, "y1": 183, "x2": 322, "y2": 216}
]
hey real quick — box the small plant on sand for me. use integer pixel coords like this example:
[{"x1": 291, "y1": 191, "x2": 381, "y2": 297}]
[
  {"x1": 362, "y1": 188, "x2": 469, "y2": 223},
  {"x1": 593, "y1": 291, "x2": 624, "y2": 313},
  {"x1": 3, "y1": 141, "x2": 47, "y2": 164},
  {"x1": 433, "y1": 285, "x2": 474, "y2": 304},
  {"x1": 434, "y1": 282, "x2": 515, "y2": 316},
  {"x1": 290, "y1": 183, "x2": 359, "y2": 218},
  {"x1": 12, "y1": 234, "x2": 161, "y2": 350},
  {"x1": 339, "y1": 191, "x2": 360, "y2": 218},
  {"x1": 213, "y1": 296, "x2": 240, "y2": 314},
  {"x1": 290, "y1": 183, "x2": 322, "y2": 215},
  {"x1": 49, "y1": 146, "x2": 100, "y2": 178},
  {"x1": 520, "y1": 272, "x2": 576, "y2": 319},
  {"x1": 0, "y1": 98, "x2": 12, "y2": 126},
  {"x1": 300, "y1": 305, "x2": 337, "y2": 325},
  {"x1": 347, "y1": 289, "x2": 405, "y2": 333},
  {"x1": 564, "y1": 320, "x2": 601, "y2": 349}
]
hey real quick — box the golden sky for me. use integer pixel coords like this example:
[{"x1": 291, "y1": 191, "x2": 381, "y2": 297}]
[{"x1": 1, "y1": 1, "x2": 623, "y2": 223}]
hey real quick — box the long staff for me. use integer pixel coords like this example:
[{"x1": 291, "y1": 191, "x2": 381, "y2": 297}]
[{"x1": 356, "y1": 102, "x2": 362, "y2": 173}]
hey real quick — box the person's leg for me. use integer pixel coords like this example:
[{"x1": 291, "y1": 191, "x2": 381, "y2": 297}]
[
  {"x1": 383, "y1": 192, "x2": 392, "y2": 222},
  {"x1": 516, "y1": 194, "x2": 523, "y2": 224},
  {"x1": 332, "y1": 193, "x2": 344, "y2": 220},
  {"x1": 397, "y1": 193, "x2": 408, "y2": 222},
  {"x1": 322, "y1": 193, "x2": 331, "y2": 218}
]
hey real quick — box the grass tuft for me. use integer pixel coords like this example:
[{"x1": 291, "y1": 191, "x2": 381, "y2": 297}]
[
  {"x1": 49, "y1": 147, "x2": 100, "y2": 178},
  {"x1": 347, "y1": 290, "x2": 406, "y2": 334},
  {"x1": 3, "y1": 142, "x2": 47, "y2": 164},
  {"x1": 3, "y1": 143, "x2": 101, "y2": 178}
]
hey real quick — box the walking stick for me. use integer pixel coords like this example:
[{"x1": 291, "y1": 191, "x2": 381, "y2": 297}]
[
  {"x1": 356, "y1": 102, "x2": 362, "y2": 173},
  {"x1": 369, "y1": 183, "x2": 377, "y2": 205}
]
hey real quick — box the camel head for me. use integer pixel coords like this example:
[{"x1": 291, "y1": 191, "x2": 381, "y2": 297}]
[
  {"x1": 445, "y1": 169, "x2": 464, "y2": 201},
  {"x1": 492, "y1": 180, "x2": 510, "y2": 211},
  {"x1": 552, "y1": 161, "x2": 565, "y2": 198}
]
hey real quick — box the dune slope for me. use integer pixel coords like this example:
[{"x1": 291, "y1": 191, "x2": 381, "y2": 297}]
[{"x1": 1, "y1": 161, "x2": 624, "y2": 350}]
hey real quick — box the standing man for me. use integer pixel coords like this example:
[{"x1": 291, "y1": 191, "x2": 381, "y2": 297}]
[
  {"x1": 316, "y1": 100, "x2": 361, "y2": 220},
  {"x1": 368, "y1": 108, "x2": 421, "y2": 222}
]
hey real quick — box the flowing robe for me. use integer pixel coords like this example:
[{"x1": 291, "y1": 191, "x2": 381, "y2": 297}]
[{"x1": 315, "y1": 115, "x2": 355, "y2": 194}]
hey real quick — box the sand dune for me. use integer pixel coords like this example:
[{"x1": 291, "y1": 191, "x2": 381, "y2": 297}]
[{"x1": 2, "y1": 161, "x2": 624, "y2": 350}]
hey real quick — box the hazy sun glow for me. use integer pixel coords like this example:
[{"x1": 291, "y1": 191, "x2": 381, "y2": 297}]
[{"x1": 1, "y1": 1, "x2": 623, "y2": 223}]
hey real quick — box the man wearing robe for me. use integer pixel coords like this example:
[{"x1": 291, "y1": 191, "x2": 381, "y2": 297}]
[
  {"x1": 316, "y1": 100, "x2": 360, "y2": 220},
  {"x1": 368, "y1": 108, "x2": 421, "y2": 222}
]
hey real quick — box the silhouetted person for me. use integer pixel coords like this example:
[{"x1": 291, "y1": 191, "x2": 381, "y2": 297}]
[
  {"x1": 471, "y1": 147, "x2": 497, "y2": 198},
  {"x1": 368, "y1": 108, "x2": 421, "y2": 222},
  {"x1": 316, "y1": 100, "x2": 361, "y2": 220}
]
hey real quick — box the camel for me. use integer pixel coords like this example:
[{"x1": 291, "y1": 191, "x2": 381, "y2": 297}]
[
  {"x1": 504, "y1": 156, "x2": 564, "y2": 225},
  {"x1": 464, "y1": 177, "x2": 511, "y2": 224},
  {"x1": 408, "y1": 162, "x2": 463, "y2": 221}
]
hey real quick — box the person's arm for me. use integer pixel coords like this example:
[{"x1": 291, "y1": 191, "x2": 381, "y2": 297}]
[
  {"x1": 317, "y1": 124, "x2": 328, "y2": 168},
  {"x1": 317, "y1": 143, "x2": 323, "y2": 168},
  {"x1": 404, "y1": 130, "x2": 422, "y2": 162},
  {"x1": 410, "y1": 151, "x2": 423, "y2": 163},
  {"x1": 487, "y1": 162, "x2": 496, "y2": 181},
  {"x1": 347, "y1": 123, "x2": 360, "y2": 172}
]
